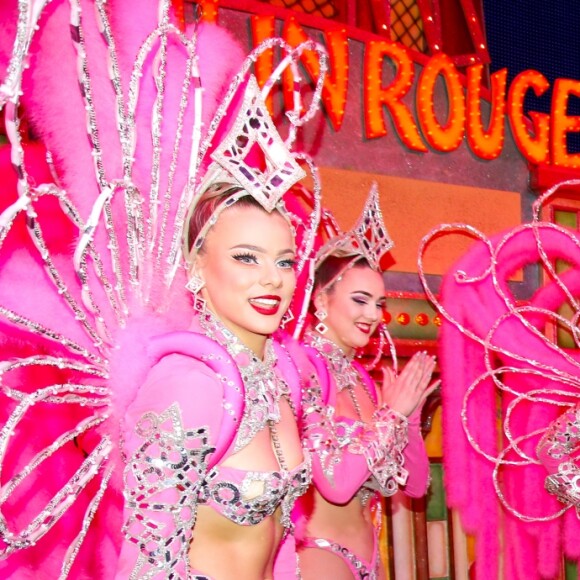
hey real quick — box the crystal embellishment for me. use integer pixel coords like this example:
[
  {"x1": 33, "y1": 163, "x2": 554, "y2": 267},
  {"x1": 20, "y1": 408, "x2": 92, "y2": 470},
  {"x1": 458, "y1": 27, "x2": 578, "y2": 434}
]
[
  {"x1": 315, "y1": 183, "x2": 394, "y2": 276},
  {"x1": 198, "y1": 309, "x2": 291, "y2": 452},
  {"x1": 201, "y1": 76, "x2": 306, "y2": 213}
]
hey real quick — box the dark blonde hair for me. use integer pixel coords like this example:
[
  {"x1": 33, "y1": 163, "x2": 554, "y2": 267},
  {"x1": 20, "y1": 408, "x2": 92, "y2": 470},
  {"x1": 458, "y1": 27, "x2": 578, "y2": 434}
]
[
  {"x1": 314, "y1": 255, "x2": 371, "y2": 296},
  {"x1": 186, "y1": 183, "x2": 266, "y2": 256}
]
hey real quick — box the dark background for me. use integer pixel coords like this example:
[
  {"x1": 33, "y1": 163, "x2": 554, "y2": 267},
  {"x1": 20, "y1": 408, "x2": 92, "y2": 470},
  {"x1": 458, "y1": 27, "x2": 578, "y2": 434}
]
[{"x1": 482, "y1": 0, "x2": 580, "y2": 152}]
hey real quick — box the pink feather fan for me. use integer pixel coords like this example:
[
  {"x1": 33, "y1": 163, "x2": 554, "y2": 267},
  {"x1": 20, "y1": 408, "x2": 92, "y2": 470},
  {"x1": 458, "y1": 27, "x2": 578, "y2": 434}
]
[
  {"x1": 0, "y1": 0, "x2": 244, "y2": 576},
  {"x1": 420, "y1": 183, "x2": 580, "y2": 579}
]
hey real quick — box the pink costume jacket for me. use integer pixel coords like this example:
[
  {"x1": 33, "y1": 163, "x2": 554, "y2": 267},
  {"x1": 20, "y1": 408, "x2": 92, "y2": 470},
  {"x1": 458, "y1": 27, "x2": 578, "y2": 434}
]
[
  {"x1": 282, "y1": 333, "x2": 430, "y2": 505},
  {"x1": 115, "y1": 315, "x2": 310, "y2": 579}
]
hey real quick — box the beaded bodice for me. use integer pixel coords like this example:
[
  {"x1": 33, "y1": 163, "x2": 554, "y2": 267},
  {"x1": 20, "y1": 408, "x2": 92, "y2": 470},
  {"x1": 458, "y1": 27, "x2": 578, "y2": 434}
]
[
  {"x1": 302, "y1": 329, "x2": 409, "y2": 498},
  {"x1": 199, "y1": 458, "x2": 311, "y2": 528}
]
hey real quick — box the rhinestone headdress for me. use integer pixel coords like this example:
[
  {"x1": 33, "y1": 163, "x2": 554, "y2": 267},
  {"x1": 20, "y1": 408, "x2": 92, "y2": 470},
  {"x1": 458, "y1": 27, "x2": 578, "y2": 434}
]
[
  {"x1": 198, "y1": 76, "x2": 305, "y2": 212},
  {"x1": 182, "y1": 75, "x2": 306, "y2": 261},
  {"x1": 179, "y1": 38, "x2": 328, "y2": 275},
  {"x1": 315, "y1": 182, "x2": 394, "y2": 295}
]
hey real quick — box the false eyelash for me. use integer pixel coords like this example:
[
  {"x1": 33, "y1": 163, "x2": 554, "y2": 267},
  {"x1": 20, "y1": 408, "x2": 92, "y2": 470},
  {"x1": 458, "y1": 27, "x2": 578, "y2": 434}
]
[{"x1": 232, "y1": 252, "x2": 258, "y2": 263}]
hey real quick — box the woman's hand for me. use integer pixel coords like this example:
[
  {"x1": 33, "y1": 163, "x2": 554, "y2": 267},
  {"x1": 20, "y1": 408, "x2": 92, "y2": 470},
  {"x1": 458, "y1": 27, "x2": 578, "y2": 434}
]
[{"x1": 380, "y1": 351, "x2": 440, "y2": 417}]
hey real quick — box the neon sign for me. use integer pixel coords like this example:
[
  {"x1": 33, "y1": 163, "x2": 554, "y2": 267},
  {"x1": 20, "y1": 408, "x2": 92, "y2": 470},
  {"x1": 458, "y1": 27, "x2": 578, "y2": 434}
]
[{"x1": 201, "y1": 4, "x2": 580, "y2": 169}]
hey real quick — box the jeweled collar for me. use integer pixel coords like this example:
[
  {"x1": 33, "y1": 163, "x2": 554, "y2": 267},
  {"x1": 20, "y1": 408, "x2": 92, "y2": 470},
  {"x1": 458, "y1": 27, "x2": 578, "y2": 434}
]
[
  {"x1": 304, "y1": 330, "x2": 360, "y2": 392},
  {"x1": 198, "y1": 310, "x2": 290, "y2": 452}
]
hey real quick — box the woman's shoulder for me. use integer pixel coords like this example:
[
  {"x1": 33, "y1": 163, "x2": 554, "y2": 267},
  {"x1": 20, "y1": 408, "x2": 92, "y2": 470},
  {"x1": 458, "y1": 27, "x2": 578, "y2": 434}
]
[
  {"x1": 148, "y1": 350, "x2": 223, "y2": 383},
  {"x1": 127, "y1": 330, "x2": 240, "y2": 423},
  {"x1": 127, "y1": 352, "x2": 226, "y2": 424},
  {"x1": 122, "y1": 336, "x2": 244, "y2": 467}
]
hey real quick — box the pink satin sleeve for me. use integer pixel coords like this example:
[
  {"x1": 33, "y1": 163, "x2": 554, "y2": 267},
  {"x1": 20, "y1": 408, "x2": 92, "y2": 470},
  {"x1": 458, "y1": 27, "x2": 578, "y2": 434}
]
[
  {"x1": 306, "y1": 405, "x2": 417, "y2": 503},
  {"x1": 289, "y1": 340, "x2": 413, "y2": 503},
  {"x1": 401, "y1": 407, "x2": 431, "y2": 498},
  {"x1": 278, "y1": 337, "x2": 373, "y2": 503},
  {"x1": 120, "y1": 352, "x2": 225, "y2": 456},
  {"x1": 115, "y1": 353, "x2": 224, "y2": 579},
  {"x1": 309, "y1": 421, "x2": 382, "y2": 504}
]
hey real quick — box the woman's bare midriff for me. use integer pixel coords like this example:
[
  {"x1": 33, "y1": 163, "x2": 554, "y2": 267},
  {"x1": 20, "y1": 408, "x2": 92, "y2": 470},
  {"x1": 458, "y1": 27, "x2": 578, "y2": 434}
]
[
  {"x1": 189, "y1": 505, "x2": 285, "y2": 579},
  {"x1": 188, "y1": 400, "x2": 303, "y2": 579},
  {"x1": 303, "y1": 488, "x2": 376, "y2": 563}
]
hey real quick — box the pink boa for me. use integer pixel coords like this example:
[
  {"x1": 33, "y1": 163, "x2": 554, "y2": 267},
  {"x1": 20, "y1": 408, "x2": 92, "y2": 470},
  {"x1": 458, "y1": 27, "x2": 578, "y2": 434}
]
[
  {"x1": 0, "y1": 1, "x2": 244, "y2": 577},
  {"x1": 437, "y1": 224, "x2": 580, "y2": 578}
]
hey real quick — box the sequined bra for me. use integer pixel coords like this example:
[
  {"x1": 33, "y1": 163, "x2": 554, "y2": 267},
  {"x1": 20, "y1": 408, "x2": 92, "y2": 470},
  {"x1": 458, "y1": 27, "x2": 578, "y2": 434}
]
[
  {"x1": 198, "y1": 456, "x2": 311, "y2": 527},
  {"x1": 196, "y1": 311, "x2": 311, "y2": 528}
]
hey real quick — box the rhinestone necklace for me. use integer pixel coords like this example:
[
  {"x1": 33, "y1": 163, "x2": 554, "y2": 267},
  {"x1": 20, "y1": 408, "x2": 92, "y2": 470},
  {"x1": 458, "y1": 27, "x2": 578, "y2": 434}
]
[
  {"x1": 305, "y1": 330, "x2": 375, "y2": 421},
  {"x1": 199, "y1": 310, "x2": 291, "y2": 455}
]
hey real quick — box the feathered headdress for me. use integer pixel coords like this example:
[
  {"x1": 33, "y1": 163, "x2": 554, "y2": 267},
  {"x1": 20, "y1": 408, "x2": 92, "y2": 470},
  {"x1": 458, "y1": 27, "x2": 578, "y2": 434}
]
[
  {"x1": 419, "y1": 180, "x2": 580, "y2": 579},
  {"x1": 0, "y1": 0, "x2": 327, "y2": 576}
]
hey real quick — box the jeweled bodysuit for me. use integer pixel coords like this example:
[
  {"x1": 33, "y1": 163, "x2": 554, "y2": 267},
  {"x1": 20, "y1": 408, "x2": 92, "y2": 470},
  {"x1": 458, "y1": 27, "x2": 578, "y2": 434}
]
[
  {"x1": 292, "y1": 331, "x2": 430, "y2": 579},
  {"x1": 116, "y1": 312, "x2": 311, "y2": 579}
]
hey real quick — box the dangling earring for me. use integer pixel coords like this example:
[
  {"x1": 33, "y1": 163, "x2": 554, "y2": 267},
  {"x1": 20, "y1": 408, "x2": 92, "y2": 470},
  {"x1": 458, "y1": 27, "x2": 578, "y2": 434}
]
[
  {"x1": 314, "y1": 308, "x2": 328, "y2": 335},
  {"x1": 186, "y1": 272, "x2": 206, "y2": 314},
  {"x1": 280, "y1": 309, "x2": 294, "y2": 329}
]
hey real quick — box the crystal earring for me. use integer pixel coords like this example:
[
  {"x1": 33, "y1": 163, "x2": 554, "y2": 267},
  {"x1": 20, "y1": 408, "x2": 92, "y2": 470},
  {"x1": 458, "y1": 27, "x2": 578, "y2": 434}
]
[
  {"x1": 185, "y1": 273, "x2": 204, "y2": 294},
  {"x1": 280, "y1": 308, "x2": 294, "y2": 329},
  {"x1": 186, "y1": 273, "x2": 206, "y2": 314},
  {"x1": 314, "y1": 308, "x2": 328, "y2": 335}
]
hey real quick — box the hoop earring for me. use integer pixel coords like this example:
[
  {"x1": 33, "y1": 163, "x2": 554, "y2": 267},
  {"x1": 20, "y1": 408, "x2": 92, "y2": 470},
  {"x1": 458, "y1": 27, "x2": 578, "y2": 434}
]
[
  {"x1": 186, "y1": 273, "x2": 206, "y2": 314},
  {"x1": 314, "y1": 308, "x2": 328, "y2": 335}
]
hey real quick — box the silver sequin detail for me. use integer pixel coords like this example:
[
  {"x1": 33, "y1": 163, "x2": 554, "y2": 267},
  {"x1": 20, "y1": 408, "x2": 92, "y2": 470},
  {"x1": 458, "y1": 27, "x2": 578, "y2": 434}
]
[
  {"x1": 123, "y1": 403, "x2": 214, "y2": 579},
  {"x1": 303, "y1": 333, "x2": 409, "y2": 496},
  {"x1": 199, "y1": 310, "x2": 292, "y2": 452}
]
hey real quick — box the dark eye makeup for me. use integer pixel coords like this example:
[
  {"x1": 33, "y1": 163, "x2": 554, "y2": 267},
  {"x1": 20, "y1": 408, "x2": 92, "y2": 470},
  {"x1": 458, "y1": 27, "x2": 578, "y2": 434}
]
[{"x1": 232, "y1": 252, "x2": 258, "y2": 264}]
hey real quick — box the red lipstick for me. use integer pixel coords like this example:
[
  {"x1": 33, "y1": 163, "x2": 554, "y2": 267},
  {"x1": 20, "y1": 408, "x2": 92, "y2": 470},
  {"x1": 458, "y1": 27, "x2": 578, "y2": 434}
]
[
  {"x1": 355, "y1": 322, "x2": 371, "y2": 335},
  {"x1": 249, "y1": 295, "x2": 281, "y2": 316}
]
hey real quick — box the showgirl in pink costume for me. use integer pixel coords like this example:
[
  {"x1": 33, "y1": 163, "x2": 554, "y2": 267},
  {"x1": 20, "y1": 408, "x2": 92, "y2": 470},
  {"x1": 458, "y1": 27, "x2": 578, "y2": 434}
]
[
  {"x1": 419, "y1": 181, "x2": 580, "y2": 579},
  {"x1": 0, "y1": 0, "x2": 329, "y2": 578},
  {"x1": 292, "y1": 186, "x2": 438, "y2": 580},
  {"x1": 116, "y1": 181, "x2": 311, "y2": 579}
]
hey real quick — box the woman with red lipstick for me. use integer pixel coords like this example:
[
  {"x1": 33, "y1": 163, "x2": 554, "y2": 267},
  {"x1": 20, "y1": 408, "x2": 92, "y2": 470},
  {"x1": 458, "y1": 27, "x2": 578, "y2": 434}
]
[
  {"x1": 119, "y1": 188, "x2": 312, "y2": 579},
  {"x1": 117, "y1": 143, "x2": 321, "y2": 577},
  {"x1": 0, "y1": 0, "x2": 330, "y2": 575},
  {"x1": 294, "y1": 186, "x2": 439, "y2": 580},
  {"x1": 115, "y1": 68, "x2": 324, "y2": 578}
]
